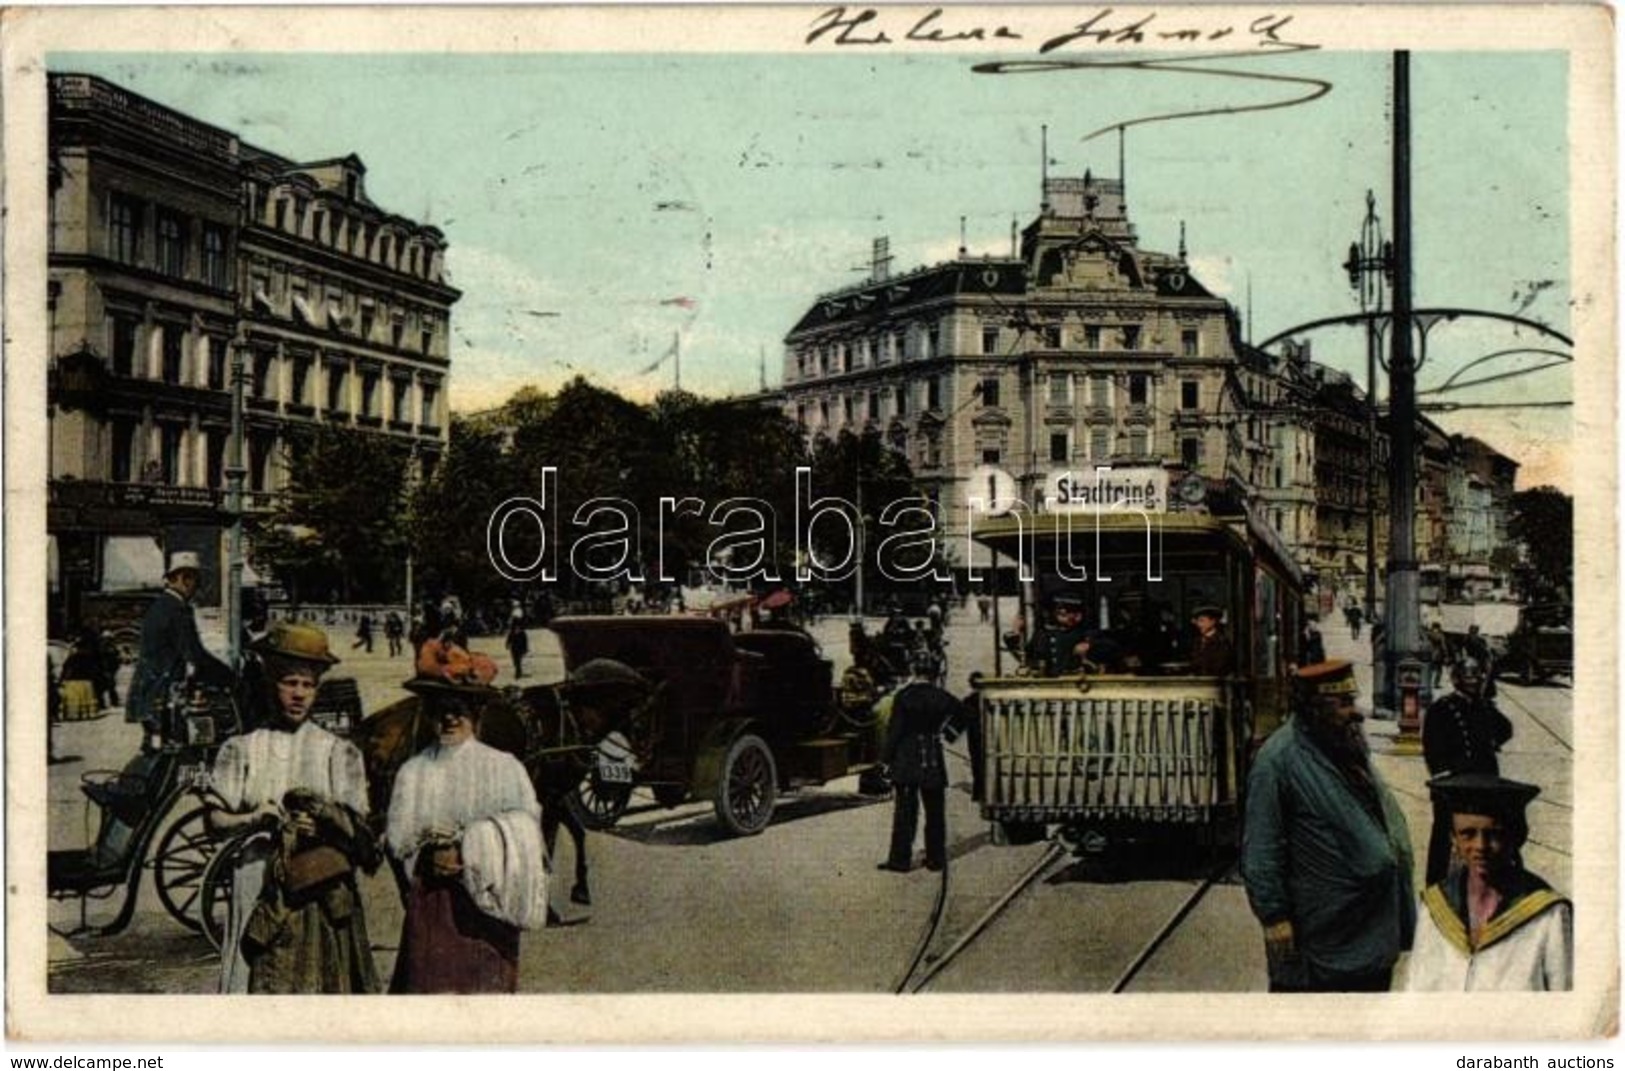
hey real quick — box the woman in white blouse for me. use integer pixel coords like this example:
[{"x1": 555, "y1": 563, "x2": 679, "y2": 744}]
[
  {"x1": 386, "y1": 650, "x2": 547, "y2": 993},
  {"x1": 205, "y1": 623, "x2": 378, "y2": 994}
]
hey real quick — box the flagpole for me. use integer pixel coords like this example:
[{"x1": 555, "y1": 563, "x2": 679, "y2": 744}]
[{"x1": 674, "y1": 330, "x2": 681, "y2": 392}]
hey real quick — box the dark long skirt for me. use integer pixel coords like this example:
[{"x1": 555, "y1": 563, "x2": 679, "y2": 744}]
[{"x1": 389, "y1": 873, "x2": 520, "y2": 994}]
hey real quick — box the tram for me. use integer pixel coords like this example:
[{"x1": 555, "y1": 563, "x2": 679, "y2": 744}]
[{"x1": 971, "y1": 493, "x2": 1305, "y2": 848}]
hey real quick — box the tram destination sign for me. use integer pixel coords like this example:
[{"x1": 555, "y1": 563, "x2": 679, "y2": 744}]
[{"x1": 1043, "y1": 467, "x2": 1168, "y2": 514}]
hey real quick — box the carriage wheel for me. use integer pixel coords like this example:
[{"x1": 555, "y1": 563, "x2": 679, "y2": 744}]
[
  {"x1": 566, "y1": 772, "x2": 632, "y2": 831},
  {"x1": 198, "y1": 831, "x2": 258, "y2": 952},
  {"x1": 714, "y1": 733, "x2": 777, "y2": 837},
  {"x1": 152, "y1": 805, "x2": 216, "y2": 932}
]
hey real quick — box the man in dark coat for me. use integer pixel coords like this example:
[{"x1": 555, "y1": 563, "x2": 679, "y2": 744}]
[
  {"x1": 876, "y1": 663, "x2": 960, "y2": 873},
  {"x1": 1421, "y1": 656, "x2": 1514, "y2": 883},
  {"x1": 1189, "y1": 605, "x2": 1236, "y2": 676},
  {"x1": 1242, "y1": 660, "x2": 1415, "y2": 991},
  {"x1": 125, "y1": 551, "x2": 234, "y2": 748},
  {"x1": 1025, "y1": 593, "x2": 1092, "y2": 675}
]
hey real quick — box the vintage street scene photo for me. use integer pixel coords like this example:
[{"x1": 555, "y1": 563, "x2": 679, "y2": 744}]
[{"x1": 5, "y1": 4, "x2": 1614, "y2": 1043}]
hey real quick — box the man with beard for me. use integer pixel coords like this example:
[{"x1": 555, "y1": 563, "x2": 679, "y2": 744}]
[{"x1": 1241, "y1": 660, "x2": 1416, "y2": 992}]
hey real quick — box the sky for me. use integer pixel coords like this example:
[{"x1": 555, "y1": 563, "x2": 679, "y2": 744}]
[{"x1": 53, "y1": 47, "x2": 1574, "y2": 488}]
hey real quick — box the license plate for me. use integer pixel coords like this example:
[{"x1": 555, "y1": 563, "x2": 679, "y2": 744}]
[{"x1": 598, "y1": 761, "x2": 633, "y2": 784}]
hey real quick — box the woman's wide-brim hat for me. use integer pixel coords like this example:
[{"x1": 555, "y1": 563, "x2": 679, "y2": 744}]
[
  {"x1": 252, "y1": 622, "x2": 340, "y2": 667},
  {"x1": 404, "y1": 638, "x2": 499, "y2": 700}
]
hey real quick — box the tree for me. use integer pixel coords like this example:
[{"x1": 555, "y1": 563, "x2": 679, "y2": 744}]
[
  {"x1": 407, "y1": 416, "x2": 522, "y2": 607},
  {"x1": 1506, "y1": 486, "x2": 1573, "y2": 599},
  {"x1": 249, "y1": 426, "x2": 408, "y2": 603}
]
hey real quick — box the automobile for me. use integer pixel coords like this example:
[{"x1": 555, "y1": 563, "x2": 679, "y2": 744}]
[
  {"x1": 1496, "y1": 602, "x2": 1573, "y2": 685},
  {"x1": 548, "y1": 615, "x2": 885, "y2": 836}
]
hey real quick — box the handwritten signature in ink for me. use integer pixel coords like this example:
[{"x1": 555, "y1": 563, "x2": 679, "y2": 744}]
[{"x1": 805, "y1": 7, "x2": 1309, "y2": 51}]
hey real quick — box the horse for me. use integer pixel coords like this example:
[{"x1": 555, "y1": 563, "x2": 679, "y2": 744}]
[{"x1": 350, "y1": 669, "x2": 654, "y2": 918}]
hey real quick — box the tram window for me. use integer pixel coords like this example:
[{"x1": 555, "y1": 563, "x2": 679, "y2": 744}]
[{"x1": 1255, "y1": 572, "x2": 1281, "y2": 679}]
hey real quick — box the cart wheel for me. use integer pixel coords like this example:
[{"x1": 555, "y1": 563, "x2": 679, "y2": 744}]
[
  {"x1": 714, "y1": 733, "x2": 777, "y2": 836},
  {"x1": 198, "y1": 831, "x2": 259, "y2": 953},
  {"x1": 566, "y1": 772, "x2": 632, "y2": 831},
  {"x1": 153, "y1": 805, "x2": 216, "y2": 932}
]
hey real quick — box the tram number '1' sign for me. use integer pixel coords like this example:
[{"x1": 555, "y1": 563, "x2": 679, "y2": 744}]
[{"x1": 1043, "y1": 467, "x2": 1169, "y2": 514}]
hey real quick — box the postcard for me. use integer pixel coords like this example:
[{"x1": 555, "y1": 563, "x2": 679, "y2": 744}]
[{"x1": 3, "y1": 2, "x2": 1615, "y2": 1044}]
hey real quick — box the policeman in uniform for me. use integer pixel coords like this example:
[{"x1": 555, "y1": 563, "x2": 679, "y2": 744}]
[{"x1": 1025, "y1": 593, "x2": 1092, "y2": 675}]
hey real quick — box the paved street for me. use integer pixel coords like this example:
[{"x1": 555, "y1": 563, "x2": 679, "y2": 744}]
[{"x1": 46, "y1": 602, "x2": 1572, "y2": 994}]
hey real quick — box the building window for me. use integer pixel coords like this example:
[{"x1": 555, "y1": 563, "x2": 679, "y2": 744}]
[
  {"x1": 842, "y1": 395, "x2": 854, "y2": 425},
  {"x1": 159, "y1": 423, "x2": 184, "y2": 484},
  {"x1": 1182, "y1": 329, "x2": 1199, "y2": 357},
  {"x1": 1048, "y1": 372, "x2": 1070, "y2": 405},
  {"x1": 925, "y1": 324, "x2": 940, "y2": 360},
  {"x1": 252, "y1": 350, "x2": 274, "y2": 400},
  {"x1": 980, "y1": 376, "x2": 1000, "y2": 407},
  {"x1": 156, "y1": 210, "x2": 187, "y2": 277},
  {"x1": 292, "y1": 198, "x2": 309, "y2": 237},
  {"x1": 421, "y1": 329, "x2": 433, "y2": 356},
  {"x1": 391, "y1": 322, "x2": 404, "y2": 350},
  {"x1": 1090, "y1": 426, "x2": 1110, "y2": 459},
  {"x1": 360, "y1": 305, "x2": 376, "y2": 341},
  {"x1": 927, "y1": 376, "x2": 941, "y2": 410},
  {"x1": 206, "y1": 430, "x2": 225, "y2": 489},
  {"x1": 392, "y1": 379, "x2": 409, "y2": 422},
  {"x1": 108, "y1": 193, "x2": 142, "y2": 265},
  {"x1": 111, "y1": 316, "x2": 138, "y2": 376},
  {"x1": 291, "y1": 358, "x2": 311, "y2": 406},
  {"x1": 982, "y1": 326, "x2": 1000, "y2": 355},
  {"x1": 380, "y1": 234, "x2": 394, "y2": 267},
  {"x1": 891, "y1": 331, "x2": 904, "y2": 363},
  {"x1": 926, "y1": 435, "x2": 942, "y2": 468},
  {"x1": 1128, "y1": 373, "x2": 1148, "y2": 406},
  {"x1": 894, "y1": 385, "x2": 907, "y2": 417},
  {"x1": 1181, "y1": 436, "x2": 1201, "y2": 467},
  {"x1": 795, "y1": 403, "x2": 806, "y2": 426},
  {"x1": 982, "y1": 447, "x2": 1002, "y2": 465},
  {"x1": 327, "y1": 365, "x2": 347, "y2": 413},
  {"x1": 1122, "y1": 324, "x2": 1141, "y2": 350},
  {"x1": 1182, "y1": 380, "x2": 1199, "y2": 409},
  {"x1": 161, "y1": 327, "x2": 184, "y2": 386},
  {"x1": 867, "y1": 392, "x2": 879, "y2": 421},
  {"x1": 1089, "y1": 375, "x2": 1110, "y2": 408},
  {"x1": 207, "y1": 337, "x2": 227, "y2": 390},
  {"x1": 202, "y1": 225, "x2": 228, "y2": 289},
  {"x1": 274, "y1": 198, "x2": 288, "y2": 232},
  {"x1": 1050, "y1": 432, "x2": 1070, "y2": 464},
  {"x1": 1044, "y1": 325, "x2": 1062, "y2": 349},
  {"x1": 248, "y1": 433, "x2": 271, "y2": 492},
  {"x1": 1128, "y1": 427, "x2": 1148, "y2": 457},
  {"x1": 361, "y1": 373, "x2": 379, "y2": 417},
  {"x1": 1084, "y1": 324, "x2": 1101, "y2": 350},
  {"x1": 110, "y1": 419, "x2": 137, "y2": 482}
]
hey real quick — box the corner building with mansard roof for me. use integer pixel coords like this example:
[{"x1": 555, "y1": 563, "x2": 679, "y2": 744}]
[
  {"x1": 781, "y1": 171, "x2": 1245, "y2": 578},
  {"x1": 46, "y1": 73, "x2": 458, "y2": 634}
]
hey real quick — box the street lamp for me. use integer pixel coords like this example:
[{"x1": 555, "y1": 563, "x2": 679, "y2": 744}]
[
  {"x1": 1342, "y1": 190, "x2": 1392, "y2": 637},
  {"x1": 224, "y1": 334, "x2": 247, "y2": 671}
]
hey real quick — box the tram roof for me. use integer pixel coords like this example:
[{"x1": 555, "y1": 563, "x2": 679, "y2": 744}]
[{"x1": 973, "y1": 510, "x2": 1302, "y2": 585}]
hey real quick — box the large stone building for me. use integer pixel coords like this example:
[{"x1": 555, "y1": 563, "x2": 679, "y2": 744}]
[
  {"x1": 781, "y1": 171, "x2": 1242, "y2": 574},
  {"x1": 46, "y1": 73, "x2": 458, "y2": 633},
  {"x1": 777, "y1": 167, "x2": 1523, "y2": 600}
]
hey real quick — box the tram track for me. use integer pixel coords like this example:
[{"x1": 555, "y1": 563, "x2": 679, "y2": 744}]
[
  {"x1": 894, "y1": 836, "x2": 1233, "y2": 994},
  {"x1": 1495, "y1": 684, "x2": 1573, "y2": 753}
]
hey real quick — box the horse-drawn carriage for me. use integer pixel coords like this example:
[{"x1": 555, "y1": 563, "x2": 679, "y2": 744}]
[
  {"x1": 549, "y1": 616, "x2": 885, "y2": 836},
  {"x1": 47, "y1": 674, "x2": 365, "y2": 948}
]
